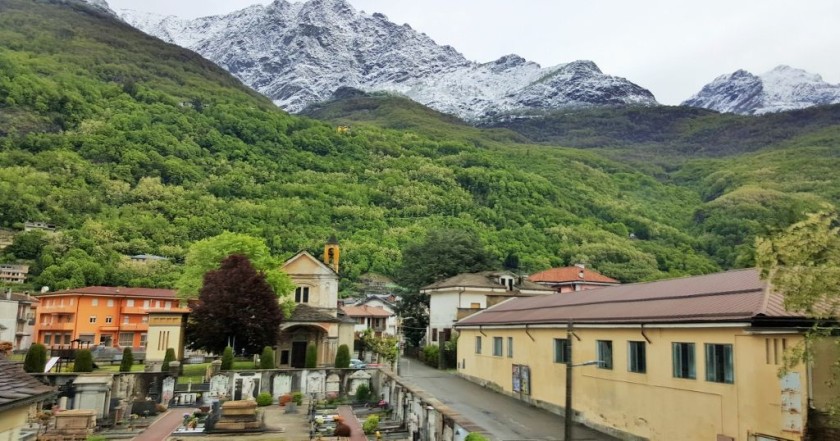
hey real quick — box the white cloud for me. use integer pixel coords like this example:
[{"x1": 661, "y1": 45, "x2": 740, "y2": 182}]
[{"x1": 106, "y1": 0, "x2": 840, "y2": 104}]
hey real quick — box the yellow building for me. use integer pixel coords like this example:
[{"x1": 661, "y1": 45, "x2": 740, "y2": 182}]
[{"x1": 455, "y1": 269, "x2": 838, "y2": 441}]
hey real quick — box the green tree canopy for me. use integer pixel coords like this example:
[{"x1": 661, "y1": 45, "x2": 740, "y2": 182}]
[
  {"x1": 395, "y1": 228, "x2": 497, "y2": 292},
  {"x1": 187, "y1": 254, "x2": 283, "y2": 355},
  {"x1": 162, "y1": 348, "x2": 176, "y2": 372},
  {"x1": 756, "y1": 210, "x2": 840, "y2": 318},
  {"x1": 74, "y1": 349, "x2": 94, "y2": 372},
  {"x1": 335, "y1": 344, "x2": 350, "y2": 368},
  {"x1": 260, "y1": 346, "x2": 275, "y2": 369},
  {"x1": 23, "y1": 343, "x2": 47, "y2": 373},
  {"x1": 176, "y1": 232, "x2": 293, "y2": 300},
  {"x1": 119, "y1": 347, "x2": 134, "y2": 372}
]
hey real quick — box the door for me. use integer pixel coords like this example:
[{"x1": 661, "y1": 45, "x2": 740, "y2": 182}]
[{"x1": 291, "y1": 341, "x2": 308, "y2": 368}]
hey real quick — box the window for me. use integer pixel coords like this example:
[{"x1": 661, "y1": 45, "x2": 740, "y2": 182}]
[
  {"x1": 165, "y1": 301, "x2": 172, "y2": 310},
  {"x1": 62, "y1": 333, "x2": 71, "y2": 345},
  {"x1": 141, "y1": 315, "x2": 148, "y2": 323},
  {"x1": 43, "y1": 333, "x2": 52, "y2": 345},
  {"x1": 672, "y1": 342, "x2": 696, "y2": 379},
  {"x1": 431, "y1": 328, "x2": 438, "y2": 342},
  {"x1": 507, "y1": 337, "x2": 513, "y2": 358},
  {"x1": 705, "y1": 344, "x2": 734, "y2": 384},
  {"x1": 119, "y1": 332, "x2": 134, "y2": 347},
  {"x1": 89, "y1": 316, "x2": 97, "y2": 324},
  {"x1": 123, "y1": 316, "x2": 130, "y2": 324},
  {"x1": 597, "y1": 340, "x2": 613, "y2": 369},
  {"x1": 79, "y1": 334, "x2": 94, "y2": 344},
  {"x1": 493, "y1": 337, "x2": 503, "y2": 356},
  {"x1": 107, "y1": 299, "x2": 114, "y2": 307},
  {"x1": 294, "y1": 286, "x2": 310, "y2": 303},
  {"x1": 475, "y1": 336, "x2": 482, "y2": 354},
  {"x1": 143, "y1": 300, "x2": 150, "y2": 309},
  {"x1": 139, "y1": 333, "x2": 147, "y2": 348},
  {"x1": 127, "y1": 299, "x2": 135, "y2": 307},
  {"x1": 92, "y1": 298, "x2": 99, "y2": 306},
  {"x1": 554, "y1": 338, "x2": 570, "y2": 363},
  {"x1": 105, "y1": 316, "x2": 113, "y2": 324},
  {"x1": 628, "y1": 341, "x2": 646, "y2": 373},
  {"x1": 470, "y1": 302, "x2": 480, "y2": 309}
]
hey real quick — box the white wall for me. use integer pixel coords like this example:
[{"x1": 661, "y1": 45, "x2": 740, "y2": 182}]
[{"x1": 0, "y1": 299, "x2": 17, "y2": 343}]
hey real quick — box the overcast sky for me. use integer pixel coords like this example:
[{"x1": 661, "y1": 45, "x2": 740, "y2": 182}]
[{"x1": 107, "y1": 0, "x2": 840, "y2": 105}]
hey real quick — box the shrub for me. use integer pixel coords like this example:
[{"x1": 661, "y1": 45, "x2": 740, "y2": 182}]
[
  {"x1": 221, "y1": 346, "x2": 233, "y2": 371},
  {"x1": 23, "y1": 343, "x2": 48, "y2": 373},
  {"x1": 161, "y1": 348, "x2": 176, "y2": 372},
  {"x1": 259, "y1": 346, "x2": 274, "y2": 369},
  {"x1": 305, "y1": 343, "x2": 317, "y2": 368},
  {"x1": 255, "y1": 392, "x2": 273, "y2": 406},
  {"x1": 422, "y1": 345, "x2": 439, "y2": 367},
  {"x1": 292, "y1": 391, "x2": 303, "y2": 405},
  {"x1": 362, "y1": 414, "x2": 380, "y2": 434},
  {"x1": 354, "y1": 383, "x2": 371, "y2": 403},
  {"x1": 74, "y1": 349, "x2": 94, "y2": 372},
  {"x1": 86, "y1": 436, "x2": 108, "y2": 441},
  {"x1": 119, "y1": 347, "x2": 134, "y2": 372},
  {"x1": 334, "y1": 344, "x2": 350, "y2": 368},
  {"x1": 465, "y1": 433, "x2": 489, "y2": 441}
]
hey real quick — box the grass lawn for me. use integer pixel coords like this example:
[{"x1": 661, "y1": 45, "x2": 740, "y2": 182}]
[{"x1": 178, "y1": 360, "x2": 258, "y2": 384}]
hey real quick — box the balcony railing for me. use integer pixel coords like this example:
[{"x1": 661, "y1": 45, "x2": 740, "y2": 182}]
[
  {"x1": 118, "y1": 323, "x2": 149, "y2": 331},
  {"x1": 38, "y1": 322, "x2": 75, "y2": 331}
]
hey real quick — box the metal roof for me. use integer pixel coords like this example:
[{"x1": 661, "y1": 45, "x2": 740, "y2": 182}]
[{"x1": 457, "y1": 269, "x2": 807, "y2": 326}]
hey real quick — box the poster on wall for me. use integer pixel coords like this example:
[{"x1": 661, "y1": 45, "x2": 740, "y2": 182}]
[
  {"x1": 512, "y1": 365, "x2": 521, "y2": 392},
  {"x1": 521, "y1": 365, "x2": 531, "y2": 396}
]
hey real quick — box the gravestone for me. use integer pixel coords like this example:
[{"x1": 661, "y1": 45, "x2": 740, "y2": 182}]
[
  {"x1": 272, "y1": 374, "x2": 292, "y2": 400},
  {"x1": 347, "y1": 370, "x2": 372, "y2": 396},
  {"x1": 209, "y1": 374, "x2": 230, "y2": 401},
  {"x1": 305, "y1": 371, "x2": 325, "y2": 397},
  {"x1": 325, "y1": 373, "x2": 340, "y2": 397},
  {"x1": 161, "y1": 377, "x2": 175, "y2": 405}
]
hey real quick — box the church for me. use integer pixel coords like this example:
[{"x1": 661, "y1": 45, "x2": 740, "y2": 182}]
[{"x1": 275, "y1": 237, "x2": 356, "y2": 368}]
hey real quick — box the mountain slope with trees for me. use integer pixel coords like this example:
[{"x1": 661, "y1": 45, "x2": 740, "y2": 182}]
[{"x1": 0, "y1": 0, "x2": 833, "y2": 295}]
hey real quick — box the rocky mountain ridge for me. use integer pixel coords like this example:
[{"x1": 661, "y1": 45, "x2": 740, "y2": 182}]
[
  {"x1": 683, "y1": 65, "x2": 840, "y2": 115},
  {"x1": 117, "y1": 0, "x2": 657, "y2": 121}
]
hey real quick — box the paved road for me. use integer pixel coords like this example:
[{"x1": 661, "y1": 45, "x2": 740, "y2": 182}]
[
  {"x1": 398, "y1": 358, "x2": 617, "y2": 441},
  {"x1": 133, "y1": 408, "x2": 196, "y2": 441}
]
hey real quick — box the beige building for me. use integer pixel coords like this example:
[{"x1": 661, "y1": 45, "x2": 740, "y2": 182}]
[
  {"x1": 422, "y1": 271, "x2": 554, "y2": 345},
  {"x1": 0, "y1": 264, "x2": 29, "y2": 284},
  {"x1": 455, "y1": 269, "x2": 838, "y2": 441},
  {"x1": 275, "y1": 240, "x2": 355, "y2": 368},
  {"x1": 145, "y1": 309, "x2": 190, "y2": 362}
]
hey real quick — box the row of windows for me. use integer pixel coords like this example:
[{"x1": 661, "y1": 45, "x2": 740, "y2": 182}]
[
  {"x1": 87, "y1": 315, "x2": 148, "y2": 324},
  {"x1": 44, "y1": 298, "x2": 173, "y2": 309},
  {"x1": 477, "y1": 336, "x2": 735, "y2": 384}
]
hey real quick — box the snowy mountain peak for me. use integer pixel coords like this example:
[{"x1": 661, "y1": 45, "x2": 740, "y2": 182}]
[
  {"x1": 683, "y1": 66, "x2": 840, "y2": 115},
  {"x1": 119, "y1": 0, "x2": 657, "y2": 120}
]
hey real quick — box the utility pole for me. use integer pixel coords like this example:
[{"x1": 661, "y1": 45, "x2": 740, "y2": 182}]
[{"x1": 564, "y1": 322, "x2": 573, "y2": 441}]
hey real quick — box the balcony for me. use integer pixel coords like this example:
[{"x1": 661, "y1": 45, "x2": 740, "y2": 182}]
[
  {"x1": 121, "y1": 306, "x2": 150, "y2": 315},
  {"x1": 119, "y1": 323, "x2": 148, "y2": 331},
  {"x1": 39, "y1": 322, "x2": 75, "y2": 331},
  {"x1": 41, "y1": 304, "x2": 76, "y2": 314}
]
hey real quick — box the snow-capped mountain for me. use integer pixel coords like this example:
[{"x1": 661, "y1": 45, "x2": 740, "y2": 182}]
[
  {"x1": 683, "y1": 66, "x2": 840, "y2": 115},
  {"x1": 118, "y1": 0, "x2": 657, "y2": 121}
]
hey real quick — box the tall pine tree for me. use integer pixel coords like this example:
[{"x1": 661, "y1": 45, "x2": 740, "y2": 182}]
[{"x1": 187, "y1": 254, "x2": 283, "y2": 355}]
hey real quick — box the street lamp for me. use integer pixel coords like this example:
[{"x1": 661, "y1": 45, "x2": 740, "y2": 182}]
[{"x1": 564, "y1": 322, "x2": 600, "y2": 441}]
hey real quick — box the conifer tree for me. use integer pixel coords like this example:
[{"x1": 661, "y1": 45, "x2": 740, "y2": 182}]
[{"x1": 119, "y1": 347, "x2": 134, "y2": 372}]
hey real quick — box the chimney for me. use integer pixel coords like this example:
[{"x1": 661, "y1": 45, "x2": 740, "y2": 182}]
[{"x1": 575, "y1": 263, "x2": 585, "y2": 279}]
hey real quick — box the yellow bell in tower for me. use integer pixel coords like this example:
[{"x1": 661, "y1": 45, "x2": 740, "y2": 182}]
[{"x1": 323, "y1": 235, "x2": 340, "y2": 273}]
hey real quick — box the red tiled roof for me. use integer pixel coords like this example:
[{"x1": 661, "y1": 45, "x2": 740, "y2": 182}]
[
  {"x1": 39, "y1": 286, "x2": 177, "y2": 299},
  {"x1": 457, "y1": 269, "x2": 808, "y2": 326},
  {"x1": 341, "y1": 305, "x2": 393, "y2": 318},
  {"x1": 528, "y1": 266, "x2": 619, "y2": 284}
]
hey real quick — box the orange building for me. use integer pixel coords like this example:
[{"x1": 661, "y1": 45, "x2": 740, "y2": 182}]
[{"x1": 33, "y1": 286, "x2": 178, "y2": 350}]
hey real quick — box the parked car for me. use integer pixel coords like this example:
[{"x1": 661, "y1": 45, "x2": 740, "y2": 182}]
[{"x1": 350, "y1": 358, "x2": 366, "y2": 369}]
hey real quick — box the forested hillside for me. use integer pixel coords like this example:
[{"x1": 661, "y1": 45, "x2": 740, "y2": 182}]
[{"x1": 0, "y1": 0, "x2": 832, "y2": 294}]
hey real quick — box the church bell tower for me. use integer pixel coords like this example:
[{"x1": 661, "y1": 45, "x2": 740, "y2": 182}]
[{"x1": 323, "y1": 235, "x2": 340, "y2": 273}]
